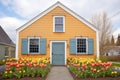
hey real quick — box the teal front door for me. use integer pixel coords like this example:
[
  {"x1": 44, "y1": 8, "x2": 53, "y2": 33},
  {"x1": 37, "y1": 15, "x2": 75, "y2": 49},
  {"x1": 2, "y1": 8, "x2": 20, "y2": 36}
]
[{"x1": 52, "y1": 42, "x2": 65, "y2": 65}]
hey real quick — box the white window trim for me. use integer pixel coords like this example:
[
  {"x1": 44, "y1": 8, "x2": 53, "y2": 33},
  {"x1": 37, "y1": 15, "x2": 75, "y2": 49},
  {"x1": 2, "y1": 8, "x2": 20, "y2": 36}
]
[
  {"x1": 50, "y1": 41, "x2": 66, "y2": 65},
  {"x1": 76, "y1": 37, "x2": 88, "y2": 54},
  {"x1": 53, "y1": 16, "x2": 65, "y2": 32},
  {"x1": 28, "y1": 37, "x2": 40, "y2": 54}
]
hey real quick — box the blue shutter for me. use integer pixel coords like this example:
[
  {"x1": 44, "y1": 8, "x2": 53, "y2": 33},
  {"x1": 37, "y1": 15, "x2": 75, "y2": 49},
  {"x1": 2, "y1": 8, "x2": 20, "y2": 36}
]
[
  {"x1": 40, "y1": 38, "x2": 46, "y2": 54},
  {"x1": 70, "y1": 38, "x2": 76, "y2": 54},
  {"x1": 21, "y1": 38, "x2": 28, "y2": 54},
  {"x1": 88, "y1": 38, "x2": 94, "y2": 54}
]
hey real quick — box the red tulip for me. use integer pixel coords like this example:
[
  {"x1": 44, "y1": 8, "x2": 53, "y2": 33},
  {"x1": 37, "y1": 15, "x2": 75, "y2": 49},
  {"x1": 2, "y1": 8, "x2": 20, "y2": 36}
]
[
  {"x1": 16, "y1": 64, "x2": 20, "y2": 68},
  {"x1": 72, "y1": 63, "x2": 80, "y2": 67},
  {"x1": 34, "y1": 62, "x2": 37, "y2": 64},
  {"x1": 82, "y1": 64, "x2": 87, "y2": 69},
  {"x1": 40, "y1": 63, "x2": 46, "y2": 68},
  {"x1": 19, "y1": 63, "x2": 24, "y2": 67},
  {"x1": 107, "y1": 62, "x2": 112, "y2": 66},
  {"x1": 6, "y1": 67, "x2": 10, "y2": 71},
  {"x1": 33, "y1": 64, "x2": 37, "y2": 67},
  {"x1": 93, "y1": 69, "x2": 96, "y2": 72},
  {"x1": 91, "y1": 63, "x2": 95, "y2": 67},
  {"x1": 6, "y1": 62, "x2": 11, "y2": 65}
]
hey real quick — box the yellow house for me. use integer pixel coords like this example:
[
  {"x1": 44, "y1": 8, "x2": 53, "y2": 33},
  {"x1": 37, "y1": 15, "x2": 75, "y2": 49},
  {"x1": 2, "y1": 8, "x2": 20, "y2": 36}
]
[{"x1": 16, "y1": 2, "x2": 99, "y2": 65}]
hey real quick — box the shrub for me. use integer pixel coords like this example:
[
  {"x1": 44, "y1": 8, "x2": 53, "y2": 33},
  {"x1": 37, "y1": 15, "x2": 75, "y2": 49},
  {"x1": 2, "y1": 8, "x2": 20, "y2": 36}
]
[{"x1": 100, "y1": 55, "x2": 108, "y2": 62}]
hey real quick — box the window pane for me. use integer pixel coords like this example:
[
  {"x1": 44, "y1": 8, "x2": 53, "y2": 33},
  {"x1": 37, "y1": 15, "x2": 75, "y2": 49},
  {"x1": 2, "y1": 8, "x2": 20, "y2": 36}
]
[
  {"x1": 29, "y1": 39, "x2": 39, "y2": 53},
  {"x1": 77, "y1": 39, "x2": 86, "y2": 53},
  {"x1": 55, "y1": 17, "x2": 63, "y2": 24},
  {"x1": 55, "y1": 24, "x2": 63, "y2": 32}
]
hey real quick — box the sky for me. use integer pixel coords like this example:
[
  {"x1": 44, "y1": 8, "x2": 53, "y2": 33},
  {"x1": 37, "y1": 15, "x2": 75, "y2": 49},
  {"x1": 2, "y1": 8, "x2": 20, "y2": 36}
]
[{"x1": 0, "y1": 0, "x2": 120, "y2": 43}]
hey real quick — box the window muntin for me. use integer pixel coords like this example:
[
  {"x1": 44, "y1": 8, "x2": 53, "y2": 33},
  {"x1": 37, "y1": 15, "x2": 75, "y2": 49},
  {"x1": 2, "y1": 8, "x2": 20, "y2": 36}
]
[
  {"x1": 54, "y1": 16, "x2": 64, "y2": 32},
  {"x1": 77, "y1": 38, "x2": 86, "y2": 53},
  {"x1": 29, "y1": 39, "x2": 39, "y2": 53}
]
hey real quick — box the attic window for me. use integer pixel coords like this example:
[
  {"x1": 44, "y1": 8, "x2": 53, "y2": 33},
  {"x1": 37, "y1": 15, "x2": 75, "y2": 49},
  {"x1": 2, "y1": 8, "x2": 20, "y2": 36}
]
[{"x1": 53, "y1": 16, "x2": 65, "y2": 32}]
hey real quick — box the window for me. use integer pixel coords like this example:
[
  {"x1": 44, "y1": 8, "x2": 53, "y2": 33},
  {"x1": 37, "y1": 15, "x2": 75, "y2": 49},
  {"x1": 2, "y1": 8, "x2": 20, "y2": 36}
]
[
  {"x1": 5, "y1": 47, "x2": 9, "y2": 56},
  {"x1": 29, "y1": 38, "x2": 39, "y2": 53},
  {"x1": 54, "y1": 16, "x2": 65, "y2": 32},
  {"x1": 77, "y1": 38, "x2": 87, "y2": 53}
]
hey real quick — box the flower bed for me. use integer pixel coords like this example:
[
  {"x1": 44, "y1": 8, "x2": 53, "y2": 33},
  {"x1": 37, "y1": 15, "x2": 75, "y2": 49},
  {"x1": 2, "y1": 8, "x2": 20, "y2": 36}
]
[
  {"x1": 67, "y1": 57, "x2": 120, "y2": 79},
  {"x1": 1, "y1": 57, "x2": 51, "y2": 79}
]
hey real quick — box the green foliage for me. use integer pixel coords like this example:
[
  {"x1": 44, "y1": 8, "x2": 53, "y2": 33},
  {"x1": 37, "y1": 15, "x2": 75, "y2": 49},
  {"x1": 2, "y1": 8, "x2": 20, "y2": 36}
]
[
  {"x1": 69, "y1": 62, "x2": 119, "y2": 79},
  {"x1": 100, "y1": 55, "x2": 108, "y2": 62},
  {"x1": 112, "y1": 63, "x2": 120, "y2": 67},
  {"x1": 14, "y1": 70, "x2": 23, "y2": 79},
  {"x1": 0, "y1": 59, "x2": 6, "y2": 65},
  {"x1": 2, "y1": 71, "x2": 13, "y2": 79}
]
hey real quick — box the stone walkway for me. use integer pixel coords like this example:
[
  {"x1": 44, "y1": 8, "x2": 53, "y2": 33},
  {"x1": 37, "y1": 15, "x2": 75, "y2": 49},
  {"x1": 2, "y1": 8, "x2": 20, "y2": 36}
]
[{"x1": 46, "y1": 66, "x2": 74, "y2": 80}]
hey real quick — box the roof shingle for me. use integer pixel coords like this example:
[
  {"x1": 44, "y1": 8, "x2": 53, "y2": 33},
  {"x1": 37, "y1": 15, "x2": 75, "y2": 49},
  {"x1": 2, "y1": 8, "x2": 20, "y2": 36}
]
[{"x1": 0, "y1": 26, "x2": 14, "y2": 45}]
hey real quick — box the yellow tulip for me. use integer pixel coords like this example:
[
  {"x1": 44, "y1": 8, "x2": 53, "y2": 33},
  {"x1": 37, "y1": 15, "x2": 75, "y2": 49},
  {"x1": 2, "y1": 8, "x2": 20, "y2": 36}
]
[
  {"x1": 114, "y1": 71, "x2": 117, "y2": 74},
  {"x1": 23, "y1": 70, "x2": 25, "y2": 73},
  {"x1": 5, "y1": 71, "x2": 7, "y2": 74},
  {"x1": 19, "y1": 71, "x2": 22, "y2": 73},
  {"x1": 10, "y1": 71, "x2": 12, "y2": 74},
  {"x1": 2, "y1": 60, "x2": 5, "y2": 62},
  {"x1": 97, "y1": 70, "x2": 100, "y2": 73}
]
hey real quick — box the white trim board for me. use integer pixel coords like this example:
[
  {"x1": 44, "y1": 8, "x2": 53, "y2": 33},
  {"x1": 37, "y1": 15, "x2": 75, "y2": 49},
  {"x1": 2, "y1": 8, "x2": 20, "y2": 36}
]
[
  {"x1": 15, "y1": 32, "x2": 19, "y2": 59},
  {"x1": 16, "y1": 1, "x2": 98, "y2": 33},
  {"x1": 96, "y1": 31, "x2": 100, "y2": 59},
  {"x1": 50, "y1": 41, "x2": 66, "y2": 65}
]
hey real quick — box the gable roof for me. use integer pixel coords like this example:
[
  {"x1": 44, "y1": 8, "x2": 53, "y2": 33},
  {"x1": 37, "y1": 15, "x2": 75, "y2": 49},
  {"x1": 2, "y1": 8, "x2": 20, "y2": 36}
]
[
  {"x1": 0, "y1": 26, "x2": 14, "y2": 45},
  {"x1": 17, "y1": 1, "x2": 98, "y2": 32}
]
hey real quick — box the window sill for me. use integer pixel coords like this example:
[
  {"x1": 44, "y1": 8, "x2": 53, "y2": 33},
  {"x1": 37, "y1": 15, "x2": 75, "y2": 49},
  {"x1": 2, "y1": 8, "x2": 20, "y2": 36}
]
[{"x1": 53, "y1": 31, "x2": 65, "y2": 33}]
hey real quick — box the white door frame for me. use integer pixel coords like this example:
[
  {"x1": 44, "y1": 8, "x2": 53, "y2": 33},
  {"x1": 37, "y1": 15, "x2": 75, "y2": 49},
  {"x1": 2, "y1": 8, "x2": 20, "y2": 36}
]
[{"x1": 50, "y1": 41, "x2": 66, "y2": 65}]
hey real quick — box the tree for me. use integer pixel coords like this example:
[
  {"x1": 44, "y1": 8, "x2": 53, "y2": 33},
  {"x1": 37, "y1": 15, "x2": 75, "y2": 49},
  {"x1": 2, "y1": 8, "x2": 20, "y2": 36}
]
[
  {"x1": 111, "y1": 35, "x2": 115, "y2": 46},
  {"x1": 91, "y1": 12, "x2": 113, "y2": 55},
  {"x1": 106, "y1": 38, "x2": 111, "y2": 46},
  {"x1": 116, "y1": 34, "x2": 120, "y2": 46}
]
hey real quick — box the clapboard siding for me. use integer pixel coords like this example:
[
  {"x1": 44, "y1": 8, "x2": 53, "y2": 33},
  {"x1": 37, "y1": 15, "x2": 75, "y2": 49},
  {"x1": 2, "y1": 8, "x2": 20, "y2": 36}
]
[{"x1": 18, "y1": 6, "x2": 97, "y2": 58}]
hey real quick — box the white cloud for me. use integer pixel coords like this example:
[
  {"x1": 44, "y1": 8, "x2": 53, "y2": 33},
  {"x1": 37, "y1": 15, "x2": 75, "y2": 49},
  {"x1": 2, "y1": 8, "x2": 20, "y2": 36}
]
[
  {"x1": 113, "y1": 28, "x2": 120, "y2": 41},
  {"x1": 0, "y1": 17, "x2": 26, "y2": 43},
  {"x1": 1, "y1": 0, "x2": 120, "y2": 19},
  {"x1": 0, "y1": 0, "x2": 120, "y2": 43},
  {"x1": 1, "y1": 0, "x2": 58, "y2": 19}
]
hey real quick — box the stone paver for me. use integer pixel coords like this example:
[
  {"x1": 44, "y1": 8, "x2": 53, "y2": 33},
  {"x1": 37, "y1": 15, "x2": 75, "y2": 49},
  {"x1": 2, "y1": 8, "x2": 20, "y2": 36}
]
[{"x1": 46, "y1": 66, "x2": 74, "y2": 80}]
